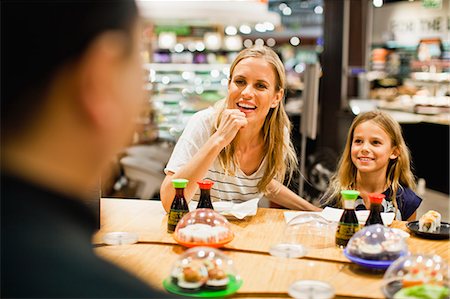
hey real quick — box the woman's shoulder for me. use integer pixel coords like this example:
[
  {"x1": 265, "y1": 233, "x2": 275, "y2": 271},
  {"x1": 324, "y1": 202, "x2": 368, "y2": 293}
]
[
  {"x1": 190, "y1": 106, "x2": 216, "y2": 122},
  {"x1": 182, "y1": 107, "x2": 216, "y2": 135}
]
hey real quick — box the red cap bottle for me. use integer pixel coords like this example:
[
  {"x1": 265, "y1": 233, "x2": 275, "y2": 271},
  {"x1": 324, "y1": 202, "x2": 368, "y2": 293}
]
[
  {"x1": 365, "y1": 193, "x2": 386, "y2": 226},
  {"x1": 196, "y1": 180, "x2": 214, "y2": 210}
]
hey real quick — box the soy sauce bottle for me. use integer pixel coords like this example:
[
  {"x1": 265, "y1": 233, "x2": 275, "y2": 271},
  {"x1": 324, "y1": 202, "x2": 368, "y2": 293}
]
[
  {"x1": 167, "y1": 179, "x2": 189, "y2": 233},
  {"x1": 365, "y1": 193, "x2": 385, "y2": 226},
  {"x1": 335, "y1": 190, "x2": 360, "y2": 248},
  {"x1": 196, "y1": 180, "x2": 214, "y2": 210}
]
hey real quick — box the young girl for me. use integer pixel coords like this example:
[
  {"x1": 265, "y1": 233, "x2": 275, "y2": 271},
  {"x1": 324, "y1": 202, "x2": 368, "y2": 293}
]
[{"x1": 321, "y1": 110, "x2": 422, "y2": 221}]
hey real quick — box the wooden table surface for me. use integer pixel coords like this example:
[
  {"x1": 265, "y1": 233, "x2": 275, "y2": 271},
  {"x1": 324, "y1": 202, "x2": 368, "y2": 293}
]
[{"x1": 94, "y1": 198, "x2": 449, "y2": 298}]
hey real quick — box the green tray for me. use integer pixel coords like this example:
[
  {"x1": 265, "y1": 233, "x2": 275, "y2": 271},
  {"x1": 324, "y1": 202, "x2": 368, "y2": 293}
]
[{"x1": 163, "y1": 275, "x2": 242, "y2": 298}]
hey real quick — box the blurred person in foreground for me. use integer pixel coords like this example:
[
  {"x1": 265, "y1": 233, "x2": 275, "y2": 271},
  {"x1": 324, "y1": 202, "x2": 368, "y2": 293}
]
[
  {"x1": 1, "y1": 1, "x2": 174, "y2": 297},
  {"x1": 160, "y1": 46, "x2": 321, "y2": 212}
]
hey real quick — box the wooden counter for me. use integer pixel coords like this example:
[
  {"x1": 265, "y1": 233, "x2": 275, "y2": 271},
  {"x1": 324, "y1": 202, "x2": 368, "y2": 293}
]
[{"x1": 94, "y1": 198, "x2": 449, "y2": 298}]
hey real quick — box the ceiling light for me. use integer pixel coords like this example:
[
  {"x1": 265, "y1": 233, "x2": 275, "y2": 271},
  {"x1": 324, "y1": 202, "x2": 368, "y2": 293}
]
[
  {"x1": 314, "y1": 6, "x2": 323, "y2": 14},
  {"x1": 290, "y1": 36, "x2": 300, "y2": 46},
  {"x1": 266, "y1": 38, "x2": 276, "y2": 47},
  {"x1": 243, "y1": 39, "x2": 253, "y2": 48},
  {"x1": 239, "y1": 24, "x2": 252, "y2": 34},
  {"x1": 195, "y1": 41, "x2": 205, "y2": 52},
  {"x1": 255, "y1": 38, "x2": 264, "y2": 46},
  {"x1": 225, "y1": 25, "x2": 237, "y2": 36},
  {"x1": 282, "y1": 7, "x2": 292, "y2": 16},
  {"x1": 373, "y1": 0, "x2": 383, "y2": 8},
  {"x1": 255, "y1": 23, "x2": 266, "y2": 33},
  {"x1": 174, "y1": 43, "x2": 184, "y2": 53},
  {"x1": 264, "y1": 22, "x2": 275, "y2": 31}
]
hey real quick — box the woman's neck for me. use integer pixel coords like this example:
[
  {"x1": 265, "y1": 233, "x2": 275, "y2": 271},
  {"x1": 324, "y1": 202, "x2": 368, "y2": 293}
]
[{"x1": 235, "y1": 126, "x2": 264, "y2": 151}]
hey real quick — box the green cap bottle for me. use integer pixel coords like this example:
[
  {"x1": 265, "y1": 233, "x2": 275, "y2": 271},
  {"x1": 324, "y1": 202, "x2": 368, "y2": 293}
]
[
  {"x1": 340, "y1": 190, "x2": 360, "y2": 200},
  {"x1": 171, "y1": 179, "x2": 189, "y2": 188}
]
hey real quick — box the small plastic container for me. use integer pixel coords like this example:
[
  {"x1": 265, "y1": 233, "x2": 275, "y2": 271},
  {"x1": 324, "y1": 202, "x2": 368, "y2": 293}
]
[
  {"x1": 163, "y1": 247, "x2": 242, "y2": 296},
  {"x1": 344, "y1": 224, "x2": 408, "y2": 269},
  {"x1": 382, "y1": 254, "x2": 449, "y2": 299},
  {"x1": 270, "y1": 213, "x2": 336, "y2": 258},
  {"x1": 173, "y1": 209, "x2": 234, "y2": 248},
  {"x1": 103, "y1": 232, "x2": 139, "y2": 245}
]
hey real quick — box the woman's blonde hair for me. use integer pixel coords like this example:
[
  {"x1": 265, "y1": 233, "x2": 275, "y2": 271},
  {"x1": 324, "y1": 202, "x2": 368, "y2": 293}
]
[
  {"x1": 323, "y1": 110, "x2": 416, "y2": 216},
  {"x1": 212, "y1": 46, "x2": 298, "y2": 194}
]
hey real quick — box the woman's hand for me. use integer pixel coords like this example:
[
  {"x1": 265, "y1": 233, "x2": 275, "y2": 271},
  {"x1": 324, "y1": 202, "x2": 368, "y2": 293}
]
[{"x1": 214, "y1": 109, "x2": 248, "y2": 147}]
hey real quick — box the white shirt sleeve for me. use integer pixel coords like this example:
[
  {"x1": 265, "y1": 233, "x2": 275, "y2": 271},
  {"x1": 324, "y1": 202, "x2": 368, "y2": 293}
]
[{"x1": 164, "y1": 108, "x2": 215, "y2": 175}]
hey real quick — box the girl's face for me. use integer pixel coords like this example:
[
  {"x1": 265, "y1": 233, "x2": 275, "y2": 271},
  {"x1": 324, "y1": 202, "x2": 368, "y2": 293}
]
[
  {"x1": 227, "y1": 57, "x2": 283, "y2": 127},
  {"x1": 350, "y1": 120, "x2": 398, "y2": 176}
]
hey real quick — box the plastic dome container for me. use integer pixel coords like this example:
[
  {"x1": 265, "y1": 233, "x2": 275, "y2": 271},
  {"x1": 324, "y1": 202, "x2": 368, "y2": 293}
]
[
  {"x1": 270, "y1": 213, "x2": 336, "y2": 258},
  {"x1": 381, "y1": 254, "x2": 449, "y2": 299},
  {"x1": 173, "y1": 208, "x2": 234, "y2": 248},
  {"x1": 344, "y1": 224, "x2": 408, "y2": 269},
  {"x1": 163, "y1": 247, "x2": 242, "y2": 296}
]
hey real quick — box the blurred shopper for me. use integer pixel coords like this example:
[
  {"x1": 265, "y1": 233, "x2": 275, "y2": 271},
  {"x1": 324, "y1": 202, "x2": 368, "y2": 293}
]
[
  {"x1": 1, "y1": 1, "x2": 175, "y2": 297},
  {"x1": 160, "y1": 46, "x2": 320, "y2": 212},
  {"x1": 320, "y1": 111, "x2": 422, "y2": 221}
]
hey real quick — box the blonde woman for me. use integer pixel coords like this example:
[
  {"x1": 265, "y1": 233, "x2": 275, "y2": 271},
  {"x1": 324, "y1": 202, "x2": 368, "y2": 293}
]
[
  {"x1": 160, "y1": 46, "x2": 320, "y2": 212},
  {"x1": 320, "y1": 111, "x2": 422, "y2": 221}
]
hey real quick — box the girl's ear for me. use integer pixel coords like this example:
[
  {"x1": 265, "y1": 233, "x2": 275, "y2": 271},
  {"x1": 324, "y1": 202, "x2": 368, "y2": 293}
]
[{"x1": 390, "y1": 147, "x2": 400, "y2": 160}]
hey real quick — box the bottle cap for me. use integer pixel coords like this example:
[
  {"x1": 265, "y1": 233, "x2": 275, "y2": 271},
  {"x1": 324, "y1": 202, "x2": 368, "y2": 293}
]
[
  {"x1": 172, "y1": 178, "x2": 189, "y2": 188},
  {"x1": 340, "y1": 190, "x2": 360, "y2": 200},
  {"x1": 197, "y1": 179, "x2": 214, "y2": 189},
  {"x1": 368, "y1": 193, "x2": 385, "y2": 204}
]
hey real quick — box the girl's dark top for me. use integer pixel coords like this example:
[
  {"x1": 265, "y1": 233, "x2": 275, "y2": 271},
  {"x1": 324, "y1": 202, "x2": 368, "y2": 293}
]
[
  {"x1": 1, "y1": 173, "x2": 177, "y2": 298},
  {"x1": 320, "y1": 187, "x2": 422, "y2": 220}
]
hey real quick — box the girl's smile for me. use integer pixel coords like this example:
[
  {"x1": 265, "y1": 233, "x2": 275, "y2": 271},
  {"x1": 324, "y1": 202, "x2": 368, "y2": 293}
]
[{"x1": 351, "y1": 120, "x2": 398, "y2": 176}]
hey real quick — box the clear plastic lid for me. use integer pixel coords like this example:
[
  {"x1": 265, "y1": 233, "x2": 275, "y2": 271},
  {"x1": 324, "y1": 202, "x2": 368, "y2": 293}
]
[
  {"x1": 103, "y1": 232, "x2": 139, "y2": 245},
  {"x1": 173, "y1": 208, "x2": 234, "y2": 248},
  {"x1": 346, "y1": 224, "x2": 408, "y2": 261},
  {"x1": 382, "y1": 254, "x2": 449, "y2": 298},
  {"x1": 169, "y1": 247, "x2": 240, "y2": 291},
  {"x1": 270, "y1": 213, "x2": 336, "y2": 258},
  {"x1": 288, "y1": 280, "x2": 335, "y2": 299}
]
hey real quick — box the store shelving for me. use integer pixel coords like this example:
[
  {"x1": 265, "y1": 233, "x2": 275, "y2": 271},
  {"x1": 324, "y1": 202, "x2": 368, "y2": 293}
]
[{"x1": 145, "y1": 63, "x2": 229, "y2": 141}]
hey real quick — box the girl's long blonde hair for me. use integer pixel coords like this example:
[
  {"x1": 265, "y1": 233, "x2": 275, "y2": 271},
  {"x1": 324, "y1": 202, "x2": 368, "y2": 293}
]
[
  {"x1": 212, "y1": 46, "x2": 298, "y2": 194},
  {"x1": 323, "y1": 110, "x2": 416, "y2": 215}
]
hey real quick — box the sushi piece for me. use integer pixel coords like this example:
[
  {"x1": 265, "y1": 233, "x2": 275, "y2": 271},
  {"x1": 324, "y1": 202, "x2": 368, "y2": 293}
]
[
  {"x1": 402, "y1": 267, "x2": 426, "y2": 288},
  {"x1": 204, "y1": 260, "x2": 229, "y2": 290},
  {"x1": 381, "y1": 239, "x2": 404, "y2": 260},
  {"x1": 172, "y1": 261, "x2": 208, "y2": 291},
  {"x1": 419, "y1": 210, "x2": 441, "y2": 233},
  {"x1": 358, "y1": 243, "x2": 384, "y2": 260}
]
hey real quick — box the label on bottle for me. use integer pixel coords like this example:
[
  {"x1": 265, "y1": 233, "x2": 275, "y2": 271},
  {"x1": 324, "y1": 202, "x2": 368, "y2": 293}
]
[
  {"x1": 167, "y1": 209, "x2": 188, "y2": 233},
  {"x1": 335, "y1": 223, "x2": 360, "y2": 247}
]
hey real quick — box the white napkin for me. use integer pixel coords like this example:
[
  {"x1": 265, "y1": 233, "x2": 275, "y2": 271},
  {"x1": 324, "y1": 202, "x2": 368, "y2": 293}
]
[
  {"x1": 284, "y1": 207, "x2": 395, "y2": 225},
  {"x1": 213, "y1": 198, "x2": 260, "y2": 220}
]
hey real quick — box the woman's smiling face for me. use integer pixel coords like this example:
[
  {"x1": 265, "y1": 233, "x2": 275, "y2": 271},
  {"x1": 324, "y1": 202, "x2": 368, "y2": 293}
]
[{"x1": 227, "y1": 57, "x2": 283, "y2": 126}]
